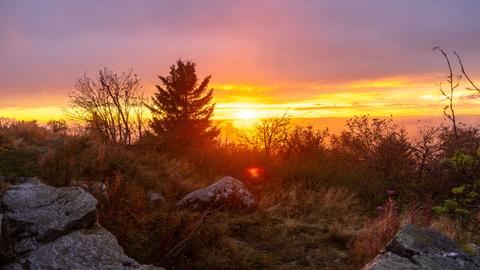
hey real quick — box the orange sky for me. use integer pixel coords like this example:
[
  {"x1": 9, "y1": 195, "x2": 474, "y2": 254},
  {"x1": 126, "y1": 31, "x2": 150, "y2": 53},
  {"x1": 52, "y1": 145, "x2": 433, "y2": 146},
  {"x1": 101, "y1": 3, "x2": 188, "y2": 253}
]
[
  {"x1": 2, "y1": 1, "x2": 480, "y2": 128},
  {"x1": 1, "y1": 74, "x2": 479, "y2": 128}
]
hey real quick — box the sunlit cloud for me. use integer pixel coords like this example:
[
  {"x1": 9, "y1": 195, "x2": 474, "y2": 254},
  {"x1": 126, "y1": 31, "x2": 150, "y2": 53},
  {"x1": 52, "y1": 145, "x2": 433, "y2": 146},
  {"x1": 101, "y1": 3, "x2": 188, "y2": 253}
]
[
  {"x1": 0, "y1": 106, "x2": 64, "y2": 122},
  {"x1": 211, "y1": 74, "x2": 480, "y2": 124},
  {"x1": 2, "y1": 1, "x2": 480, "y2": 128}
]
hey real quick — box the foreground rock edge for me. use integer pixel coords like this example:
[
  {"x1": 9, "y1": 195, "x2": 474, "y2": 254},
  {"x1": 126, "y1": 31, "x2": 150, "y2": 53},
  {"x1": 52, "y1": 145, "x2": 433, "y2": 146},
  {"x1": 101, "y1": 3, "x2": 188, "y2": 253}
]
[
  {"x1": 0, "y1": 179, "x2": 163, "y2": 270},
  {"x1": 363, "y1": 224, "x2": 480, "y2": 270}
]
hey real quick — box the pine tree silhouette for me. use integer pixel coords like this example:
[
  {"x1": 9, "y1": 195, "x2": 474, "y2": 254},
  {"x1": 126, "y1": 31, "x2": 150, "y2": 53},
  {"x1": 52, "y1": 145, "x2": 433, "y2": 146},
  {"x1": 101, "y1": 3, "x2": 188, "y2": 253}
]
[{"x1": 149, "y1": 60, "x2": 219, "y2": 149}]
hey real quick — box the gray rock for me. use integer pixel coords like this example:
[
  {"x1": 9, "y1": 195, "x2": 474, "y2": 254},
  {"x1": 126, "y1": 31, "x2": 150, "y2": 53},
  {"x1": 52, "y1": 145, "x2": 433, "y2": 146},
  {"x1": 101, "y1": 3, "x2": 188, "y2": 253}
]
[
  {"x1": 4, "y1": 228, "x2": 161, "y2": 270},
  {"x1": 148, "y1": 192, "x2": 165, "y2": 205},
  {"x1": 363, "y1": 224, "x2": 480, "y2": 270},
  {"x1": 71, "y1": 180, "x2": 108, "y2": 198},
  {"x1": 364, "y1": 252, "x2": 419, "y2": 270},
  {"x1": 0, "y1": 179, "x2": 163, "y2": 270},
  {"x1": 2, "y1": 180, "x2": 97, "y2": 247},
  {"x1": 177, "y1": 176, "x2": 255, "y2": 210},
  {"x1": 9, "y1": 176, "x2": 35, "y2": 184}
]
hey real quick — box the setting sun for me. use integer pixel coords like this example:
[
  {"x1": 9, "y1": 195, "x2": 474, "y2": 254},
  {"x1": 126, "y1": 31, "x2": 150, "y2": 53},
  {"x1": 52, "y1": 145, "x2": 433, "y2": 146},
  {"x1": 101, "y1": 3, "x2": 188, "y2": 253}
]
[
  {"x1": 236, "y1": 110, "x2": 258, "y2": 120},
  {"x1": 1, "y1": 2, "x2": 480, "y2": 269}
]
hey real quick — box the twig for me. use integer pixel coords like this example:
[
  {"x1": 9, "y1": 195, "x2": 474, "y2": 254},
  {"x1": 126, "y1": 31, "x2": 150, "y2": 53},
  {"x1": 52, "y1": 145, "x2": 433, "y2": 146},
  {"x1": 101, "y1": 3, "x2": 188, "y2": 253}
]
[{"x1": 454, "y1": 51, "x2": 480, "y2": 92}]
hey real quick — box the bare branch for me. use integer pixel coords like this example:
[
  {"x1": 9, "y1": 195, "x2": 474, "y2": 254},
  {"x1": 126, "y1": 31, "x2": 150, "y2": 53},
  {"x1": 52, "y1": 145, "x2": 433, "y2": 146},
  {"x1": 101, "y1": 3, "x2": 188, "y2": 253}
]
[{"x1": 454, "y1": 51, "x2": 480, "y2": 93}]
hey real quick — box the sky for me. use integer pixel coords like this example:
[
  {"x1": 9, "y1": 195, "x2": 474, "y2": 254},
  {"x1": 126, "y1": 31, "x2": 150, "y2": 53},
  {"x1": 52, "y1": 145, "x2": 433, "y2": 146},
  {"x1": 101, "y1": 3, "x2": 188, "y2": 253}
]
[{"x1": 1, "y1": 0, "x2": 480, "y2": 127}]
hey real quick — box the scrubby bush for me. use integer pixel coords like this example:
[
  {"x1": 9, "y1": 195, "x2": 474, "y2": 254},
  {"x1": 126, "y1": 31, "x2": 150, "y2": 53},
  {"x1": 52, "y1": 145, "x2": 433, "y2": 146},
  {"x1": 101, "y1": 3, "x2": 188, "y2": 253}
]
[{"x1": 1, "y1": 112, "x2": 478, "y2": 269}]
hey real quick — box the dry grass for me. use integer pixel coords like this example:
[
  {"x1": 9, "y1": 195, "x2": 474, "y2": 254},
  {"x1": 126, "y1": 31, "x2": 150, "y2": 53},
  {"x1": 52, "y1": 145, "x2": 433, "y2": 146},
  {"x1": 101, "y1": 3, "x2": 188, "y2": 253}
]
[
  {"x1": 430, "y1": 216, "x2": 457, "y2": 240},
  {"x1": 153, "y1": 184, "x2": 364, "y2": 270},
  {"x1": 354, "y1": 199, "x2": 399, "y2": 267}
]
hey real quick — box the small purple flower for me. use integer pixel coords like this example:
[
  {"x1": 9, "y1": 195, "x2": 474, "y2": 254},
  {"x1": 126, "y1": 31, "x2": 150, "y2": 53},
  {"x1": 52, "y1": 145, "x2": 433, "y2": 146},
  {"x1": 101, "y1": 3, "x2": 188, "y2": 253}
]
[
  {"x1": 386, "y1": 189, "x2": 396, "y2": 197},
  {"x1": 376, "y1": 205, "x2": 385, "y2": 215}
]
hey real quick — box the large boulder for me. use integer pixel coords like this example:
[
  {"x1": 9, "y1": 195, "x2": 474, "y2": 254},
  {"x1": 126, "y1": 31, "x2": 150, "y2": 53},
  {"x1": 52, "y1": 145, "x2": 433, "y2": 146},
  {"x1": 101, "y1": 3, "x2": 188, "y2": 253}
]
[
  {"x1": 3, "y1": 229, "x2": 158, "y2": 270},
  {"x1": 0, "y1": 179, "x2": 163, "y2": 270},
  {"x1": 177, "y1": 176, "x2": 255, "y2": 210},
  {"x1": 1, "y1": 180, "x2": 97, "y2": 255},
  {"x1": 363, "y1": 224, "x2": 480, "y2": 270}
]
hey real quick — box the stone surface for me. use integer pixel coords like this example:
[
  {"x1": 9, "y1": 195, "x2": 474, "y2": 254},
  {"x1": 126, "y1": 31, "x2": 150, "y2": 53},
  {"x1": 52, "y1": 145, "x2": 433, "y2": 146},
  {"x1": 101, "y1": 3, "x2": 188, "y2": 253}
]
[
  {"x1": 71, "y1": 180, "x2": 108, "y2": 198},
  {"x1": 2, "y1": 180, "x2": 97, "y2": 249},
  {"x1": 0, "y1": 179, "x2": 163, "y2": 270},
  {"x1": 3, "y1": 229, "x2": 160, "y2": 270},
  {"x1": 9, "y1": 176, "x2": 36, "y2": 184},
  {"x1": 148, "y1": 192, "x2": 165, "y2": 205},
  {"x1": 177, "y1": 176, "x2": 255, "y2": 210},
  {"x1": 363, "y1": 224, "x2": 480, "y2": 270}
]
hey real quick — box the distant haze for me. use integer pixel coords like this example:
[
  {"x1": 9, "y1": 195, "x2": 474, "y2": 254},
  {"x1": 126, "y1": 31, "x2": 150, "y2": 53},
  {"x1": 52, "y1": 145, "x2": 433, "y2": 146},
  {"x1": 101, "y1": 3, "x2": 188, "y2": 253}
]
[{"x1": 216, "y1": 115, "x2": 480, "y2": 141}]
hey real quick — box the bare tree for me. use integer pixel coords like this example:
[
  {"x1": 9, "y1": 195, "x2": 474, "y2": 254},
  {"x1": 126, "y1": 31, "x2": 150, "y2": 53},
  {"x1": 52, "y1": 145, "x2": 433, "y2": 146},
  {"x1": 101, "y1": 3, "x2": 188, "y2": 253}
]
[
  {"x1": 411, "y1": 126, "x2": 442, "y2": 189},
  {"x1": 434, "y1": 47, "x2": 461, "y2": 139},
  {"x1": 239, "y1": 112, "x2": 291, "y2": 156},
  {"x1": 67, "y1": 68, "x2": 147, "y2": 145}
]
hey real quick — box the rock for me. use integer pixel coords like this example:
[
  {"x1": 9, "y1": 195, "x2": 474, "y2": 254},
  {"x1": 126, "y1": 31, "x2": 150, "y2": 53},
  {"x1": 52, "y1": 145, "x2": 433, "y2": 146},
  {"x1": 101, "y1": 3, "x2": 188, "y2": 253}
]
[
  {"x1": 9, "y1": 176, "x2": 36, "y2": 184},
  {"x1": 364, "y1": 252, "x2": 418, "y2": 270},
  {"x1": 71, "y1": 180, "x2": 107, "y2": 198},
  {"x1": 2, "y1": 180, "x2": 97, "y2": 250},
  {"x1": 363, "y1": 224, "x2": 480, "y2": 270},
  {"x1": 4, "y1": 229, "x2": 159, "y2": 270},
  {"x1": 177, "y1": 176, "x2": 255, "y2": 210},
  {"x1": 0, "y1": 179, "x2": 163, "y2": 270},
  {"x1": 148, "y1": 192, "x2": 165, "y2": 205}
]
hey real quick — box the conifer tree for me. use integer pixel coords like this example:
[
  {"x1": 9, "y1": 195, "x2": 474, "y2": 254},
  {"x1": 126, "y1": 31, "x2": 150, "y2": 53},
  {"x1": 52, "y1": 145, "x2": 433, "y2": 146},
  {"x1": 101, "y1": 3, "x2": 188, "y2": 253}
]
[{"x1": 149, "y1": 60, "x2": 219, "y2": 148}]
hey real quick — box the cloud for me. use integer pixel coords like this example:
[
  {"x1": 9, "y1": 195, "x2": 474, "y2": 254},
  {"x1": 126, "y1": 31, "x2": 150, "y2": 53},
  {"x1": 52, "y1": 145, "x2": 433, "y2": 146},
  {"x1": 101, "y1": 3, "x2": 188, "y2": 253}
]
[{"x1": 2, "y1": 0, "x2": 480, "y2": 120}]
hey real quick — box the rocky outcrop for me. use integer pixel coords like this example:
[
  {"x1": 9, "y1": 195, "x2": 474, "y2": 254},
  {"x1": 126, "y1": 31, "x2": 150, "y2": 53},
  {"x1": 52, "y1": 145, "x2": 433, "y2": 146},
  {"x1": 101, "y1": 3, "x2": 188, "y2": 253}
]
[
  {"x1": 363, "y1": 224, "x2": 480, "y2": 270},
  {"x1": 2, "y1": 229, "x2": 159, "y2": 270},
  {"x1": 0, "y1": 179, "x2": 163, "y2": 270},
  {"x1": 2, "y1": 180, "x2": 97, "y2": 252},
  {"x1": 177, "y1": 176, "x2": 255, "y2": 210}
]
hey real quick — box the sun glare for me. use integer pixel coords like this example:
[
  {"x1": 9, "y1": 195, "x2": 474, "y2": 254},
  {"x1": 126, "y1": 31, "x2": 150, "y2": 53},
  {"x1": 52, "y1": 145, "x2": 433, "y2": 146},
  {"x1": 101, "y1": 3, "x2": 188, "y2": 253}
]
[{"x1": 236, "y1": 110, "x2": 258, "y2": 119}]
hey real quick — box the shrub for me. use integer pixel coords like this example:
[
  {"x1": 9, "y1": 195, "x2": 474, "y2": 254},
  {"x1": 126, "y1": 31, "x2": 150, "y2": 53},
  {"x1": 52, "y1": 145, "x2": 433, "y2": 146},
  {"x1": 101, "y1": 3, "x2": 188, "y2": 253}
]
[{"x1": 330, "y1": 116, "x2": 415, "y2": 206}]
